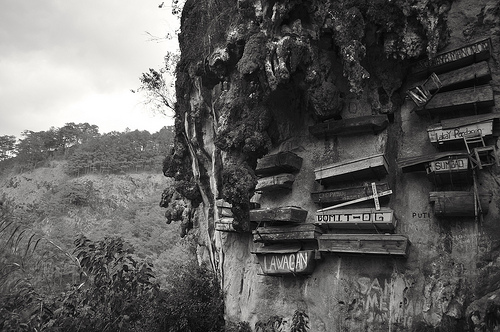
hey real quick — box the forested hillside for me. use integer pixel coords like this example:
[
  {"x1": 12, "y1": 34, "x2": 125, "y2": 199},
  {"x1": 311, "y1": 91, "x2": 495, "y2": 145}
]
[{"x1": 0, "y1": 124, "x2": 226, "y2": 331}]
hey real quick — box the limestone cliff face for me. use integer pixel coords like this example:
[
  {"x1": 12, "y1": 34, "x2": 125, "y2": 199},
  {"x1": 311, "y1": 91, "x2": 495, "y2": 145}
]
[{"x1": 164, "y1": 0, "x2": 500, "y2": 330}]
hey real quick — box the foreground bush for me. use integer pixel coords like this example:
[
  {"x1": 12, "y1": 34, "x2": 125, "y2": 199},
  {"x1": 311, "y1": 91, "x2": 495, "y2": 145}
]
[{"x1": 0, "y1": 235, "x2": 224, "y2": 332}]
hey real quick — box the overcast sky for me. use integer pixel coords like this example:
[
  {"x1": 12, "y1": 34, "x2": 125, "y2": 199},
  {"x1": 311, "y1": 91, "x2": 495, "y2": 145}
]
[{"x1": 0, "y1": 0, "x2": 179, "y2": 138}]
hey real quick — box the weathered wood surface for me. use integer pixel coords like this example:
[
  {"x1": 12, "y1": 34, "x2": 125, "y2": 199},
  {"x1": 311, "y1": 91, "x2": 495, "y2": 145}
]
[
  {"x1": 216, "y1": 199, "x2": 233, "y2": 217},
  {"x1": 215, "y1": 217, "x2": 238, "y2": 232},
  {"x1": 411, "y1": 61, "x2": 491, "y2": 93},
  {"x1": 315, "y1": 207, "x2": 396, "y2": 231},
  {"x1": 427, "y1": 157, "x2": 471, "y2": 185},
  {"x1": 311, "y1": 182, "x2": 390, "y2": 205},
  {"x1": 318, "y1": 234, "x2": 409, "y2": 257},
  {"x1": 309, "y1": 115, "x2": 388, "y2": 137},
  {"x1": 429, "y1": 191, "x2": 492, "y2": 217},
  {"x1": 415, "y1": 85, "x2": 494, "y2": 115},
  {"x1": 256, "y1": 173, "x2": 295, "y2": 192},
  {"x1": 250, "y1": 206, "x2": 308, "y2": 223},
  {"x1": 254, "y1": 246, "x2": 316, "y2": 275},
  {"x1": 428, "y1": 157, "x2": 468, "y2": 174},
  {"x1": 255, "y1": 151, "x2": 303, "y2": 176},
  {"x1": 410, "y1": 38, "x2": 491, "y2": 77},
  {"x1": 253, "y1": 224, "x2": 322, "y2": 243},
  {"x1": 427, "y1": 113, "x2": 499, "y2": 145},
  {"x1": 434, "y1": 112, "x2": 500, "y2": 130},
  {"x1": 398, "y1": 151, "x2": 469, "y2": 173},
  {"x1": 314, "y1": 154, "x2": 389, "y2": 185}
]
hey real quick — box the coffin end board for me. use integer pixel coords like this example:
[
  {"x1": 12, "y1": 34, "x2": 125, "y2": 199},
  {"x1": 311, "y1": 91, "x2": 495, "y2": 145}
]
[
  {"x1": 315, "y1": 208, "x2": 396, "y2": 231},
  {"x1": 398, "y1": 151, "x2": 470, "y2": 173},
  {"x1": 429, "y1": 191, "x2": 492, "y2": 217},
  {"x1": 216, "y1": 199, "x2": 233, "y2": 217},
  {"x1": 253, "y1": 224, "x2": 323, "y2": 243},
  {"x1": 427, "y1": 115, "x2": 497, "y2": 146},
  {"x1": 215, "y1": 218, "x2": 238, "y2": 232},
  {"x1": 426, "y1": 155, "x2": 471, "y2": 184},
  {"x1": 215, "y1": 217, "x2": 256, "y2": 233},
  {"x1": 318, "y1": 234, "x2": 410, "y2": 257}
]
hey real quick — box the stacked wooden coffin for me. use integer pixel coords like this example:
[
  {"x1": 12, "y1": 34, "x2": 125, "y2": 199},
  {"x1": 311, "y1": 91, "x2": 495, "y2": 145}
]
[
  {"x1": 312, "y1": 154, "x2": 409, "y2": 257},
  {"x1": 251, "y1": 206, "x2": 321, "y2": 275},
  {"x1": 400, "y1": 37, "x2": 496, "y2": 219},
  {"x1": 251, "y1": 151, "x2": 323, "y2": 275},
  {"x1": 255, "y1": 151, "x2": 303, "y2": 193}
]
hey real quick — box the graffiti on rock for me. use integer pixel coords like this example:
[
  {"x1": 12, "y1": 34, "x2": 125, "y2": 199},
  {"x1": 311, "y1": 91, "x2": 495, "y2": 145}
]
[{"x1": 337, "y1": 275, "x2": 413, "y2": 330}]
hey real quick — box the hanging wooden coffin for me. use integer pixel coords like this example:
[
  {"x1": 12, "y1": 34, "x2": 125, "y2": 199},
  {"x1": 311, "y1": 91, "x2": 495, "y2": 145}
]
[
  {"x1": 308, "y1": 115, "x2": 389, "y2": 138},
  {"x1": 311, "y1": 182, "x2": 390, "y2": 205},
  {"x1": 253, "y1": 224, "x2": 322, "y2": 243},
  {"x1": 255, "y1": 151, "x2": 303, "y2": 176},
  {"x1": 427, "y1": 113, "x2": 499, "y2": 146},
  {"x1": 256, "y1": 173, "x2": 295, "y2": 192},
  {"x1": 315, "y1": 207, "x2": 396, "y2": 231},
  {"x1": 253, "y1": 244, "x2": 316, "y2": 276},
  {"x1": 398, "y1": 151, "x2": 471, "y2": 184},
  {"x1": 250, "y1": 206, "x2": 308, "y2": 224},
  {"x1": 314, "y1": 154, "x2": 389, "y2": 185},
  {"x1": 410, "y1": 61, "x2": 491, "y2": 93},
  {"x1": 318, "y1": 234, "x2": 409, "y2": 257},
  {"x1": 398, "y1": 151, "x2": 469, "y2": 173},
  {"x1": 410, "y1": 38, "x2": 491, "y2": 77},
  {"x1": 415, "y1": 85, "x2": 494, "y2": 115},
  {"x1": 427, "y1": 157, "x2": 469, "y2": 173},
  {"x1": 427, "y1": 158, "x2": 470, "y2": 185},
  {"x1": 429, "y1": 191, "x2": 492, "y2": 217}
]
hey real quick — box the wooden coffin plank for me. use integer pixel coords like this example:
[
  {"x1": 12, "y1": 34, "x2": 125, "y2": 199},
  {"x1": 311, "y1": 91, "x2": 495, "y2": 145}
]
[
  {"x1": 215, "y1": 217, "x2": 238, "y2": 232},
  {"x1": 255, "y1": 249, "x2": 316, "y2": 276},
  {"x1": 426, "y1": 157, "x2": 471, "y2": 185},
  {"x1": 410, "y1": 38, "x2": 491, "y2": 77},
  {"x1": 309, "y1": 115, "x2": 389, "y2": 137},
  {"x1": 311, "y1": 182, "x2": 390, "y2": 205},
  {"x1": 427, "y1": 114, "x2": 499, "y2": 145},
  {"x1": 435, "y1": 113, "x2": 500, "y2": 130},
  {"x1": 314, "y1": 154, "x2": 389, "y2": 185},
  {"x1": 429, "y1": 191, "x2": 491, "y2": 217},
  {"x1": 318, "y1": 234, "x2": 409, "y2": 257},
  {"x1": 315, "y1": 207, "x2": 396, "y2": 231},
  {"x1": 216, "y1": 199, "x2": 233, "y2": 217},
  {"x1": 256, "y1": 173, "x2": 295, "y2": 192},
  {"x1": 428, "y1": 157, "x2": 469, "y2": 174},
  {"x1": 255, "y1": 151, "x2": 303, "y2": 176},
  {"x1": 250, "y1": 206, "x2": 308, "y2": 223},
  {"x1": 398, "y1": 151, "x2": 469, "y2": 173},
  {"x1": 415, "y1": 85, "x2": 494, "y2": 115},
  {"x1": 253, "y1": 224, "x2": 322, "y2": 243},
  {"x1": 411, "y1": 61, "x2": 491, "y2": 93}
]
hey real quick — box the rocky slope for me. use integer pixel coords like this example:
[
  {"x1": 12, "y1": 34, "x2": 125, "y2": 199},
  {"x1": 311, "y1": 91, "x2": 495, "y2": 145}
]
[{"x1": 164, "y1": 0, "x2": 500, "y2": 330}]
